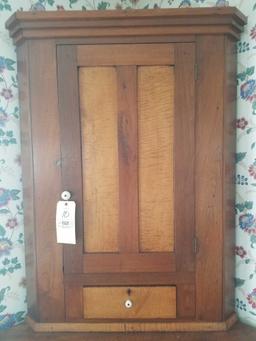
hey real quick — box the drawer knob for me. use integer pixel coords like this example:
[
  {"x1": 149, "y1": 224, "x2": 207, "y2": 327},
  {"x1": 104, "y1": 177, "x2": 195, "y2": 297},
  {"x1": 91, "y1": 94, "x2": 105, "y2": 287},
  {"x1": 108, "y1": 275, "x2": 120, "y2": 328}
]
[{"x1": 124, "y1": 299, "x2": 133, "y2": 309}]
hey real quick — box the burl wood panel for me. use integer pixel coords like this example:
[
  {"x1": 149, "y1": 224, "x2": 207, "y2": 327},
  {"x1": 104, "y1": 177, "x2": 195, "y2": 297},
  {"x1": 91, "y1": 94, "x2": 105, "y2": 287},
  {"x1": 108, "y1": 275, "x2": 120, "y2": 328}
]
[
  {"x1": 80, "y1": 67, "x2": 119, "y2": 253},
  {"x1": 195, "y1": 36, "x2": 224, "y2": 321},
  {"x1": 17, "y1": 42, "x2": 38, "y2": 320},
  {"x1": 138, "y1": 66, "x2": 174, "y2": 252},
  {"x1": 223, "y1": 36, "x2": 237, "y2": 319},
  {"x1": 83, "y1": 286, "x2": 176, "y2": 319},
  {"x1": 28, "y1": 40, "x2": 64, "y2": 321}
]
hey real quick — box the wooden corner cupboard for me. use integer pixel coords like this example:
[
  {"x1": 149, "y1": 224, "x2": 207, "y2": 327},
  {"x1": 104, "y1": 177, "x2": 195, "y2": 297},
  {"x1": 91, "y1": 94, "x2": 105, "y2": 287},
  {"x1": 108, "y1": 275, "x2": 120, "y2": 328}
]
[{"x1": 6, "y1": 7, "x2": 247, "y2": 332}]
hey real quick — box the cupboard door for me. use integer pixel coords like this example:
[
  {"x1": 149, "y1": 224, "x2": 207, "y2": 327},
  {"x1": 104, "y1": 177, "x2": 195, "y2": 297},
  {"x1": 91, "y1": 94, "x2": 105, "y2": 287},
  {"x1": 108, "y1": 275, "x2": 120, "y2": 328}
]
[{"x1": 57, "y1": 43, "x2": 195, "y2": 281}]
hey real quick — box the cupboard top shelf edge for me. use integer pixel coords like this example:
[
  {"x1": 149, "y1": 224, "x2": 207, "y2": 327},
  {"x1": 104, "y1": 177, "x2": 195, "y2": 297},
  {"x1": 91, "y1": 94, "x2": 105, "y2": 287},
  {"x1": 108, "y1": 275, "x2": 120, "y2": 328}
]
[{"x1": 6, "y1": 7, "x2": 247, "y2": 45}]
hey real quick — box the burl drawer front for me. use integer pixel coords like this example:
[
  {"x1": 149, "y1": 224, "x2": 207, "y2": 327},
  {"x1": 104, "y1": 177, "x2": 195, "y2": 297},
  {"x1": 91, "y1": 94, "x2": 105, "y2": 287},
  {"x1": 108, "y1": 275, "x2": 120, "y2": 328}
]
[{"x1": 83, "y1": 286, "x2": 176, "y2": 319}]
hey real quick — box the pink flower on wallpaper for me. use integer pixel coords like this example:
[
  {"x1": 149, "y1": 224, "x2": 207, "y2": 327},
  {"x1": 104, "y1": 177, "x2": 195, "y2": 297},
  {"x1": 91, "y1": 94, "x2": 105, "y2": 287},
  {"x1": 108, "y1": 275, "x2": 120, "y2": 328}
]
[
  {"x1": 248, "y1": 161, "x2": 256, "y2": 179},
  {"x1": 0, "y1": 88, "x2": 13, "y2": 100},
  {"x1": 6, "y1": 218, "x2": 18, "y2": 229},
  {"x1": 235, "y1": 246, "x2": 247, "y2": 258},
  {"x1": 236, "y1": 118, "x2": 248, "y2": 130},
  {"x1": 247, "y1": 288, "x2": 256, "y2": 309},
  {"x1": 250, "y1": 25, "x2": 256, "y2": 41}
]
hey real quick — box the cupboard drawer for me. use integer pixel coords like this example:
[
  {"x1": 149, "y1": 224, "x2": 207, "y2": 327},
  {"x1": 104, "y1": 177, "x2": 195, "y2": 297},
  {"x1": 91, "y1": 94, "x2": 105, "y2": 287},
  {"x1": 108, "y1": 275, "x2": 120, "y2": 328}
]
[{"x1": 83, "y1": 286, "x2": 176, "y2": 319}]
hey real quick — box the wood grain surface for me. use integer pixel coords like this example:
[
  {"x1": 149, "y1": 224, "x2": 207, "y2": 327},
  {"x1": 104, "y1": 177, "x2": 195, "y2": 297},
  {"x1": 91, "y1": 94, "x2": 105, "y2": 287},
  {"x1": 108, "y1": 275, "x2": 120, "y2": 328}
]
[
  {"x1": 80, "y1": 67, "x2": 119, "y2": 253},
  {"x1": 11, "y1": 6, "x2": 244, "y2": 327},
  {"x1": 6, "y1": 8, "x2": 246, "y2": 44},
  {"x1": 22, "y1": 313, "x2": 237, "y2": 332},
  {"x1": 29, "y1": 40, "x2": 64, "y2": 322},
  {"x1": 173, "y1": 43, "x2": 195, "y2": 274},
  {"x1": 83, "y1": 286, "x2": 176, "y2": 319},
  {"x1": 117, "y1": 66, "x2": 139, "y2": 253},
  {"x1": 83, "y1": 253, "x2": 175, "y2": 273},
  {"x1": 17, "y1": 42, "x2": 39, "y2": 320},
  {"x1": 223, "y1": 36, "x2": 237, "y2": 319},
  {"x1": 77, "y1": 44, "x2": 175, "y2": 66},
  {"x1": 138, "y1": 66, "x2": 174, "y2": 253},
  {"x1": 57, "y1": 45, "x2": 84, "y2": 274},
  {"x1": 3, "y1": 321, "x2": 256, "y2": 340},
  {"x1": 195, "y1": 36, "x2": 225, "y2": 322}
]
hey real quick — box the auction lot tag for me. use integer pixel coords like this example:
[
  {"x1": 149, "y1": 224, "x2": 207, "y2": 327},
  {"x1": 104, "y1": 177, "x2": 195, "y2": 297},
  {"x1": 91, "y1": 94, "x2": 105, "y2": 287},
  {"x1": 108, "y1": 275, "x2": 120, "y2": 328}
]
[{"x1": 56, "y1": 200, "x2": 76, "y2": 244}]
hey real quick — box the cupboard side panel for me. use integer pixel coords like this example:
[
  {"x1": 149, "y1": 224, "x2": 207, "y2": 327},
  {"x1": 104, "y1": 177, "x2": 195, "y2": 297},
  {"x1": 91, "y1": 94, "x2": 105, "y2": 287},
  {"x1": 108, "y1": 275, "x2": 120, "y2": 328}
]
[
  {"x1": 29, "y1": 40, "x2": 65, "y2": 321},
  {"x1": 223, "y1": 36, "x2": 236, "y2": 319},
  {"x1": 196, "y1": 36, "x2": 224, "y2": 321},
  {"x1": 17, "y1": 43, "x2": 39, "y2": 321}
]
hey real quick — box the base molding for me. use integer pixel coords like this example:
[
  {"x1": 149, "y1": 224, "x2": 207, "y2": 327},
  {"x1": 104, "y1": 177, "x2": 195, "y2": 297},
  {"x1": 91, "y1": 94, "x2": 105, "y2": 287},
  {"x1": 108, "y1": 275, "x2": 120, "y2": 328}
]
[{"x1": 27, "y1": 313, "x2": 237, "y2": 333}]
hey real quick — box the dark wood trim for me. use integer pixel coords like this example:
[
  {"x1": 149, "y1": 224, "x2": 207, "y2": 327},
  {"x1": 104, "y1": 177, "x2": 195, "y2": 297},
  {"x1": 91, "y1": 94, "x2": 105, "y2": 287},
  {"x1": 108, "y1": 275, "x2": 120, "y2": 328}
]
[
  {"x1": 116, "y1": 66, "x2": 139, "y2": 252},
  {"x1": 17, "y1": 42, "x2": 39, "y2": 321},
  {"x1": 177, "y1": 284, "x2": 195, "y2": 318},
  {"x1": 57, "y1": 45, "x2": 84, "y2": 274},
  {"x1": 117, "y1": 66, "x2": 139, "y2": 253},
  {"x1": 6, "y1": 8, "x2": 246, "y2": 44},
  {"x1": 28, "y1": 40, "x2": 65, "y2": 322},
  {"x1": 83, "y1": 253, "x2": 176, "y2": 273},
  {"x1": 222, "y1": 36, "x2": 237, "y2": 319},
  {"x1": 195, "y1": 35, "x2": 225, "y2": 322},
  {"x1": 64, "y1": 272, "x2": 194, "y2": 286},
  {"x1": 55, "y1": 36, "x2": 196, "y2": 46},
  {"x1": 174, "y1": 43, "x2": 195, "y2": 273},
  {"x1": 77, "y1": 44, "x2": 175, "y2": 66},
  {"x1": 26, "y1": 313, "x2": 238, "y2": 332},
  {"x1": 6, "y1": 7, "x2": 246, "y2": 23},
  {"x1": 65, "y1": 285, "x2": 84, "y2": 321}
]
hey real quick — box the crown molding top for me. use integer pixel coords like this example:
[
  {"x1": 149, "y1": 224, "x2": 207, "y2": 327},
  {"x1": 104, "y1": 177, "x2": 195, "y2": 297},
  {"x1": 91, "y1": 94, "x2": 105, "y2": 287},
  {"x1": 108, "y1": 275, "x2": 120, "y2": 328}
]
[{"x1": 6, "y1": 7, "x2": 247, "y2": 45}]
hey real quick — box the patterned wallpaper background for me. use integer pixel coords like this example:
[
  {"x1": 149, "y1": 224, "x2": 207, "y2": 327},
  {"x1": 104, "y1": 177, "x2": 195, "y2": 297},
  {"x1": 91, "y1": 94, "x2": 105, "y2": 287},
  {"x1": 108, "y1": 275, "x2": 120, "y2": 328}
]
[{"x1": 0, "y1": 0, "x2": 255, "y2": 330}]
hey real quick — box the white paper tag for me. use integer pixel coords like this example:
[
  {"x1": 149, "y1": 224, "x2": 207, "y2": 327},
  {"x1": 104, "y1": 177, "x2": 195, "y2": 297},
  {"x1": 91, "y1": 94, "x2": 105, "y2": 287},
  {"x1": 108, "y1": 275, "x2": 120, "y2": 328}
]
[{"x1": 56, "y1": 200, "x2": 76, "y2": 244}]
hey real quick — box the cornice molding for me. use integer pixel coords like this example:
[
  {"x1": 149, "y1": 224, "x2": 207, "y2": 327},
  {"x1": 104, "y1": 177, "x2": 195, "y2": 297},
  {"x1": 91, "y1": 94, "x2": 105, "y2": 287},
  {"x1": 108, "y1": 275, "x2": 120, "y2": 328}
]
[{"x1": 6, "y1": 7, "x2": 247, "y2": 45}]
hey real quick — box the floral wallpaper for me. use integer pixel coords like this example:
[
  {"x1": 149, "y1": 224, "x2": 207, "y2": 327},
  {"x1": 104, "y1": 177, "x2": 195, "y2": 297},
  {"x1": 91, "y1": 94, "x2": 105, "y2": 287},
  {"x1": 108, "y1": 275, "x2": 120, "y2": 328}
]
[{"x1": 0, "y1": 0, "x2": 255, "y2": 330}]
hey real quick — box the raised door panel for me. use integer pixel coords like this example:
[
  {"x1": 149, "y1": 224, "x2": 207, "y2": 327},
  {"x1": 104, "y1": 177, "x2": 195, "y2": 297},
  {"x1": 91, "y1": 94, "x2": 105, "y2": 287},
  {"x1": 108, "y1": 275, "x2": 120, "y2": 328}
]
[
  {"x1": 80, "y1": 67, "x2": 119, "y2": 253},
  {"x1": 79, "y1": 64, "x2": 175, "y2": 255},
  {"x1": 138, "y1": 65, "x2": 174, "y2": 252}
]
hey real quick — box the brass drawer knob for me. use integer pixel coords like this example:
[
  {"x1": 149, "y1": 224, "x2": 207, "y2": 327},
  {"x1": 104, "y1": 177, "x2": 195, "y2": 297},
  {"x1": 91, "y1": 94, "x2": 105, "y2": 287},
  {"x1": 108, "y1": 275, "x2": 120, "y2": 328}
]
[{"x1": 124, "y1": 299, "x2": 133, "y2": 309}]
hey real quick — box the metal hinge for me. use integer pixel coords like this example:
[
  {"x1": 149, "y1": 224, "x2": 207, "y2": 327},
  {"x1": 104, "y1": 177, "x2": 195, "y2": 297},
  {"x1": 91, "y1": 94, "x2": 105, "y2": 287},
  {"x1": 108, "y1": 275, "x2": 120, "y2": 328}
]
[
  {"x1": 193, "y1": 236, "x2": 199, "y2": 254},
  {"x1": 194, "y1": 63, "x2": 199, "y2": 81}
]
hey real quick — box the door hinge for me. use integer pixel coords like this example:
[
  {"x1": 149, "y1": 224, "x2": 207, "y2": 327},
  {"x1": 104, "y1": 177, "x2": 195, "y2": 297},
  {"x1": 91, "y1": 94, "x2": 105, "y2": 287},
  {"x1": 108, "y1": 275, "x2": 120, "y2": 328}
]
[
  {"x1": 194, "y1": 63, "x2": 199, "y2": 81},
  {"x1": 193, "y1": 236, "x2": 199, "y2": 254}
]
